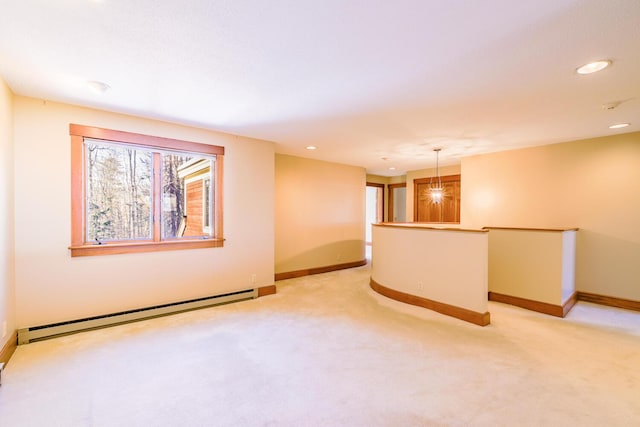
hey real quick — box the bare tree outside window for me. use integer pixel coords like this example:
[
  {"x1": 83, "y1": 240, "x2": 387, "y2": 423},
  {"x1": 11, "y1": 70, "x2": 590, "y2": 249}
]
[
  {"x1": 86, "y1": 141, "x2": 152, "y2": 242},
  {"x1": 162, "y1": 153, "x2": 192, "y2": 238},
  {"x1": 70, "y1": 124, "x2": 224, "y2": 257}
]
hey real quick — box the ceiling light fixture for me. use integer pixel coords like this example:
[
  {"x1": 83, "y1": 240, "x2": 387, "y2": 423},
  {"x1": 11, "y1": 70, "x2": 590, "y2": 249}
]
[
  {"x1": 305, "y1": 145, "x2": 317, "y2": 150},
  {"x1": 430, "y1": 148, "x2": 443, "y2": 204},
  {"x1": 86, "y1": 80, "x2": 110, "y2": 94},
  {"x1": 389, "y1": 167, "x2": 396, "y2": 171},
  {"x1": 609, "y1": 123, "x2": 630, "y2": 129},
  {"x1": 576, "y1": 60, "x2": 611, "y2": 75}
]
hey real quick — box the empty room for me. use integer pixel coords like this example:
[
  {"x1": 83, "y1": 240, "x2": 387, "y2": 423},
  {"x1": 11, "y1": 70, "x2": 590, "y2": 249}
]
[{"x1": 1, "y1": 1, "x2": 639, "y2": 426}]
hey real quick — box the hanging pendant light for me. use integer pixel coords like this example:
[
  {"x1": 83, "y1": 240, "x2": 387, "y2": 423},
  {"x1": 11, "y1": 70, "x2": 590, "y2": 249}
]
[{"x1": 430, "y1": 148, "x2": 443, "y2": 204}]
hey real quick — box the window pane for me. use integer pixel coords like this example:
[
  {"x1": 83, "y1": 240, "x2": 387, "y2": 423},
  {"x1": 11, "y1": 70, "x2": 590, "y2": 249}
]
[
  {"x1": 85, "y1": 140, "x2": 152, "y2": 242},
  {"x1": 162, "y1": 154, "x2": 214, "y2": 239}
]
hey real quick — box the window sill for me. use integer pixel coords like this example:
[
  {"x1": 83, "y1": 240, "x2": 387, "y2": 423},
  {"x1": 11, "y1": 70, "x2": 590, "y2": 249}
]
[{"x1": 69, "y1": 239, "x2": 224, "y2": 257}]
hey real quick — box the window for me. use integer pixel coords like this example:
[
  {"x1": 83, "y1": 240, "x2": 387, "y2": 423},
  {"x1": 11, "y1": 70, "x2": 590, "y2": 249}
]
[{"x1": 70, "y1": 124, "x2": 224, "y2": 256}]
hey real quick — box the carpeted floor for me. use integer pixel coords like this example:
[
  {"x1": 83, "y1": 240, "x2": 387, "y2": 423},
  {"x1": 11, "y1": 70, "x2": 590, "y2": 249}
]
[{"x1": 1, "y1": 263, "x2": 639, "y2": 426}]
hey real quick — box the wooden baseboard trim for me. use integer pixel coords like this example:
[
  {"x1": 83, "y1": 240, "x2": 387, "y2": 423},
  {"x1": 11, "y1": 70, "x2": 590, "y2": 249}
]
[
  {"x1": 577, "y1": 292, "x2": 640, "y2": 312},
  {"x1": 0, "y1": 331, "x2": 18, "y2": 365},
  {"x1": 488, "y1": 292, "x2": 577, "y2": 318},
  {"x1": 370, "y1": 278, "x2": 490, "y2": 326},
  {"x1": 257, "y1": 285, "x2": 276, "y2": 297},
  {"x1": 275, "y1": 259, "x2": 367, "y2": 281},
  {"x1": 563, "y1": 292, "x2": 578, "y2": 317}
]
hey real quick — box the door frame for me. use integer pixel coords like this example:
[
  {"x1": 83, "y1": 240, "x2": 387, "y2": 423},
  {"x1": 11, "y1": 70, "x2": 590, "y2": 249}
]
[
  {"x1": 365, "y1": 182, "x2": 385, "y2": 223},
  {"x1": 365, "y1": 182, "x2": 385, "y2": 245},
  {"x1": 388, "y1": 183, "x2": 406, "y2": 222}
]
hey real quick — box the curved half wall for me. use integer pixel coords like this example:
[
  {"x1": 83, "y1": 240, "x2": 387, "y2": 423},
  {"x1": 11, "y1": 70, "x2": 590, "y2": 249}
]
[{"x1": 371, "y1": 223, "x2": 490, "y2": 326}]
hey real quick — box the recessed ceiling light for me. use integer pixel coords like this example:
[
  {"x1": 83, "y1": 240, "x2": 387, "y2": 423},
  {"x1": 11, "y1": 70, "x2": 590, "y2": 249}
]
[
  {"x1": 609, "y1": 123, "x2": 629, "y2": 129},
  {"x1": 576, "y1": 60, "x2": 611, "y2": 75},
  {"x1": 86, "y1": 80, "x2": 110, "y2": 94},
  {"x1": 389, "y1": 167, "x2": 396, "y2": 170},
  {"x1": 305, "y1": 145, "x2": 317, "y2": 150}
]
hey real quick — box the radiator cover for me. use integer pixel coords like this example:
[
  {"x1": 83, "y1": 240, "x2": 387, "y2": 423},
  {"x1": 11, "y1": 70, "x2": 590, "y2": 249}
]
[{"x1": 18, "y1": 288, "x2": 258, "y2": 344}]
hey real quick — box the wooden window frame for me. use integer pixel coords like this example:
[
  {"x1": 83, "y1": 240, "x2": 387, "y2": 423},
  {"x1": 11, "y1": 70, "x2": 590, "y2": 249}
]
[{"x1": 69, "y1": 124, "x2": 224, "y2": 257}]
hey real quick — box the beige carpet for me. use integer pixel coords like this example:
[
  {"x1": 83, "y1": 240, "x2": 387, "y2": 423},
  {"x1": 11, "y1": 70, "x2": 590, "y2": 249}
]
[{"x1": 1, "y1": 263, "x2": 639, "y2": 426}]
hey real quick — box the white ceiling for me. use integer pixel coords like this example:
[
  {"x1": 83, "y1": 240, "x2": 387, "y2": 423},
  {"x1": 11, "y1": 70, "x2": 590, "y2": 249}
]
[{"x1": 1, "y1": 0, "x2": 639, "y2": 176}]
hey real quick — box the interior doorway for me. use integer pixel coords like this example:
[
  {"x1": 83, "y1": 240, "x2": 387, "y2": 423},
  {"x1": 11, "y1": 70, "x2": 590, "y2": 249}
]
[
  {"x1": 365, "y1": 183, "x2": 384, "y2": 245},
  {"x1": 388, "y1": 183, "x2": 406, "y2": 222}
]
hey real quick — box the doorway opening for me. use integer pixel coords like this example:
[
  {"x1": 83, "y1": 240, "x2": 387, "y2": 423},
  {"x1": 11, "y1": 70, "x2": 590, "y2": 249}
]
[
  {"x1": 388, "y1": 183, "x2": 406, "y2": 222},
  {"x1": 365, "y1": 183, "x2": 384, "y2": 246}
]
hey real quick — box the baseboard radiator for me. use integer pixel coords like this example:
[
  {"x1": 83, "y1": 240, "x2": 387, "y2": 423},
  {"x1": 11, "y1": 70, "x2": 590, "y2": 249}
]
[{"x1": 18, "y1": 288, "x2": 258, "y2": 345}]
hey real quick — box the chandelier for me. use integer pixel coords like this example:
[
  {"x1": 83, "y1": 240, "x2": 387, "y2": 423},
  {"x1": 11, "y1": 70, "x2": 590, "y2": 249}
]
[{"x1": 430, "y1": 148, "x2": 443, "y2": 204}]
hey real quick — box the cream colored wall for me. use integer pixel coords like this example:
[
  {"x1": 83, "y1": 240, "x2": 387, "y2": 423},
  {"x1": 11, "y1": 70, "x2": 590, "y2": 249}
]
[
  {"x1": 462, "y1": 132, "x2": 640, "y2": 301},
  {"x1": 487, "y1": 229, "x2": 573, "y2": 305},
  {"x1": 561, "y1": 231, "x2": 577, "y2": 303},
  {"x1": 0, "y1": 77, "x2": 15, "y2": 348},
  {"x1": 365, "y1": 174, "x2": 390, "y2": 185},
  {"x1": 405, "y1": 165, "x2": 461, "y2": 222},
  {"x1": 388, "y1": 175, "x2": 406, "y2": 185},
  {"x1": 275, "y1": 154, "x2": 365, "y2": 274},
  {"x1": 13, "y1": 96, "x2": 275, "y2": 327},
  {"x1": 372, "y1": 225, "x2": 488, "y2": 314}
]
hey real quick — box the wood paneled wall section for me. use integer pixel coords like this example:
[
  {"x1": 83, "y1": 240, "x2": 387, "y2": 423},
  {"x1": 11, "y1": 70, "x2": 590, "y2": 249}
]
[
  {"x1": 413, "y1": 174, "x2": 460, "y2": 223},
  {"x1": 184, "y1": 180, "x2": 204, "y2": 236}
]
